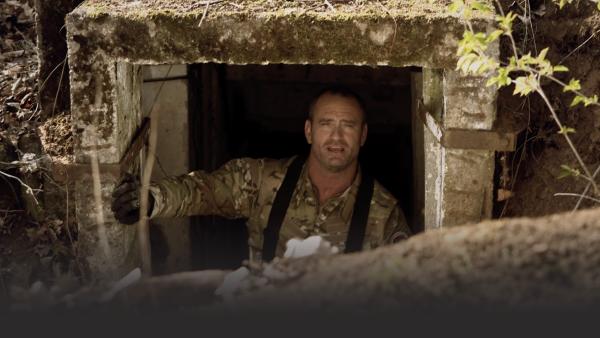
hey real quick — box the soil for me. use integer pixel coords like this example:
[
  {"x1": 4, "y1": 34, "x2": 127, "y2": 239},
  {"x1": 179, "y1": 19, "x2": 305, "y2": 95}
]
[
  {"x1": 38, "y1": 112, "x2": 73, "y2": 161},
  {"x1": 496, "y1": 0, "x2": 600, "y2": 217},
  {"x1": 0, "y1": 0, "x2": 79, "y2": 306}
]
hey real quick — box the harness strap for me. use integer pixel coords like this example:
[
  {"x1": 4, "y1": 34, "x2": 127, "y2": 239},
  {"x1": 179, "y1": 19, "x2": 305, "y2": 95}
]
[
  {"x1": 344, "y1": 172, "x2": 374, "y2": 253},
  {"x1": 262, "y1": 155, "x2": 305, "y2": 262},
  {"x1": 262, "y1": 156, "x2": 374, "y2": 261}
]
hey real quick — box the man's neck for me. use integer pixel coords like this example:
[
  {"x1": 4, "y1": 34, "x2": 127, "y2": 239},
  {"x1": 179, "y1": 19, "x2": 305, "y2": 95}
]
[{"x1": 307, "y1": 156, "x2": 358, "y2": 205}]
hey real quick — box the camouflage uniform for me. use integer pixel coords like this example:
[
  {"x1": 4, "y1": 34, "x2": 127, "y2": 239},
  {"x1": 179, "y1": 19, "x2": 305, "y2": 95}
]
[{"x1": 149, "y1": 156, "x2": 411, "y2": 262}]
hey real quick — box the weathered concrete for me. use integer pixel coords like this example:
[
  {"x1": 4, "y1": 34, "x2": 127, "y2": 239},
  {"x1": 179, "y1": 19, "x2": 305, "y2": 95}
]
[
  {"x1": 74, "y1": 170, "x2": 139, "y2": 280},
  {"x1": 443, "y1": 70, "x2": 497, "y2": 130},
  {"x1": 65, "y1": 0, "x2": 498, "y2": 279},
  {"x1": 422, "y1": 67, "x2": 497, "y2": 228}
]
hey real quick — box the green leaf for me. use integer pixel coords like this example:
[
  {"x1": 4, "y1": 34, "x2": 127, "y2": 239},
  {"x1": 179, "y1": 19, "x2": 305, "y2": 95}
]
[
  {"x1": 563, "y1": 79, "x2": 581, "y2": 92},
  {"x1": 513, "y1": 75, "x2": 537, "y2": 96},
  {"x1": 571, "y1": 95, "x2": 585, "y2": 107},
  {"x1": 558, "y1": 0, "x2": 566, "y2": 9},
  {"x1": 497, "y1": 12, "x2": 518, "y2": 32},
  {"x1": 597, "y1": 2, "x2": 600, "y2": 11},
  {"x1": 485, "y1": 30, "x2": 503, "y2": 43},
  {"x1": 557, "y1": 0, "x2": 574, "y2": 9},
  {"x1": 553, "y1": 65, "x2": 569, "y2": 72},
  {"x1": 537, "y1": 47, "x2": 549, "y2": 61},
  {"x1": 584, "y1": 94, "x2": 599, "y2": 107},
  {"x1": 557, "y1": 164, "x2": 580, "y2": 179},
  {"x1": 472, "y1": 1, "x2": 492, "y2": 13},
  {"x1": 448, "y1": 0, "x2": 463, "y2": 13},
  {"x1": 558, "y1": 126, "x2": 576, "y2": 135},
  {"x1": 456, "y1": 53, "x2": 477, "y2": 73}
]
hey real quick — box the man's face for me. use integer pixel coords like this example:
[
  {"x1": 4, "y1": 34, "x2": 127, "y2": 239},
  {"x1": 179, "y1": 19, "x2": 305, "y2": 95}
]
[{"x1": 305, "y1": 93, "x2": 367, "y2": 173}]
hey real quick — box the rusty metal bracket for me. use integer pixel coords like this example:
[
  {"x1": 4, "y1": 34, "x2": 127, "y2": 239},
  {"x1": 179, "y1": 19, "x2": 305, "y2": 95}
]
[
  {"x1": 418, "y1": 101, "x2": 518, "y2": 151},
  {"x1": 119, "y1": 117, "x2": 151, "y2": 174}
]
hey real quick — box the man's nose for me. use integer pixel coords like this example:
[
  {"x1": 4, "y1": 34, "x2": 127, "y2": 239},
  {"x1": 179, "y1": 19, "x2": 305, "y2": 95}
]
[{"x1": 330, "y1": 124, "x2": 343, "y2": 139}]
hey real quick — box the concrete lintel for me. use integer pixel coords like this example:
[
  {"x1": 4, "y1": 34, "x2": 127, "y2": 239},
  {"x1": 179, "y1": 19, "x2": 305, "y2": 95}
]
[{"x1": 65, "y1": 1, "x2": 496, "y2": 69}]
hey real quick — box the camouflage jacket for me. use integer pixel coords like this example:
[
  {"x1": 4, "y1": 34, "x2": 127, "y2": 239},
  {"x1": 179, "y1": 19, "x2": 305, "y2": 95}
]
[{"x1": 149, "y1": 156, "x2": 411, "y2": 262}]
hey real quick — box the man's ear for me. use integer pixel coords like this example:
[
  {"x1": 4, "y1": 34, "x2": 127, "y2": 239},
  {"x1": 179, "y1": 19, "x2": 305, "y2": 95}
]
[
  {"x1": 360, "y1": 124, "x2": 368, "y2": 146},
  {"x1": 304, "y1": 119, "x2": 312, "y2": 144}
]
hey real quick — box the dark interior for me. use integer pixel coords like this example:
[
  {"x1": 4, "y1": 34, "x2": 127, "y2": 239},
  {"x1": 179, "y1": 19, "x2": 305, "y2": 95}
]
[{"x1": 187, "y1": 63, "x2": 416, "y2": 269}]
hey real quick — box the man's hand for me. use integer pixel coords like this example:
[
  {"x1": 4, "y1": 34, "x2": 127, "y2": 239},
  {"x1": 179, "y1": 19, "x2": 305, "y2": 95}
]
[{"x1": 111, "y1": 173, "x2": 154, "y2": 225}]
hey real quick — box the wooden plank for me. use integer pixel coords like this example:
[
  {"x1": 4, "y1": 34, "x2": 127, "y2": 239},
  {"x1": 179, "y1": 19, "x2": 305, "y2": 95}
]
[
  {"x1": 418, "y1": 108, "x2": 518, "y2": 151},
  {"x1": 442, "y1": 128, "x2": 516, "y2": 151}
]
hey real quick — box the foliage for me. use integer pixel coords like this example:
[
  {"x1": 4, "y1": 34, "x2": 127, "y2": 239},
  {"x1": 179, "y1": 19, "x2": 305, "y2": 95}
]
[{"x1": 449, "y1": 0, "x2": 600, "y2": 203}]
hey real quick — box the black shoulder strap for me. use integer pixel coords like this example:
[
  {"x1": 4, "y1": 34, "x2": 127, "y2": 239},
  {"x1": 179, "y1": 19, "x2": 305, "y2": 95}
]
[
  {"x1": 262, "y1": 155, "x2": 305, "y2": 262},
  {"x1": 344, "y1": 172, "x2": 374, "y2": 253}
]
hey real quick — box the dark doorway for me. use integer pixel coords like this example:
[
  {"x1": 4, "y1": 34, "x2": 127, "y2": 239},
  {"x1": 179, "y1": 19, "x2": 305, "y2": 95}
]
[{"x1": 188, "y1": 63, "x2": 415, "y2": 270}]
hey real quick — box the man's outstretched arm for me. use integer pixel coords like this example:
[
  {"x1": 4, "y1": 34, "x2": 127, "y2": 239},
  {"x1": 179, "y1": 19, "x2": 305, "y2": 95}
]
[{"x1": 149, "y1": 157, "x2": 263, "y2": 219}]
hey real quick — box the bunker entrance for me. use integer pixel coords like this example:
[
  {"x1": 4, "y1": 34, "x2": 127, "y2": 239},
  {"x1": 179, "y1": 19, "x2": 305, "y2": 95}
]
[
  {"x1": 184, "y1": 63, "x2": 417, "y2": 269},
  {"x1": 66, "y1": 0, "x2": 504, "y2": 279}
]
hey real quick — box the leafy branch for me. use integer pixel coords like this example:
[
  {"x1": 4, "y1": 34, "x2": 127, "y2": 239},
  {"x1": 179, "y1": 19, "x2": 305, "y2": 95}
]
[{"x1": 449, "y1": 0, "x2": 600, "y2": 199}]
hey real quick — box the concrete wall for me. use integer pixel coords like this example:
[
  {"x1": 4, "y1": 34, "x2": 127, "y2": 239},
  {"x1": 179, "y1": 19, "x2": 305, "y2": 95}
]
[{"x1": 422, "y1": 69, "x2": 497, "y2": 229}]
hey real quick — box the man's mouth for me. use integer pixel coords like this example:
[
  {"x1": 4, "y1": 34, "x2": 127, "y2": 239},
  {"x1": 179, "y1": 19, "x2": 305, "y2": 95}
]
[{"x1": 326, "y1": 146, "x2": 345, "y2": 153}]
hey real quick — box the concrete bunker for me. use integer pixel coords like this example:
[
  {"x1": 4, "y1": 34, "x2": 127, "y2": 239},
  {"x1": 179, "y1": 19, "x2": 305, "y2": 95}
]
[{"x1": 65, "y1": 0, "x2": 511, "y2": 279}]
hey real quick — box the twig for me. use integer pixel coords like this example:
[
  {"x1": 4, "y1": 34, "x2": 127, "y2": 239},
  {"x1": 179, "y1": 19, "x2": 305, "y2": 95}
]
[
  {"x1": 155, "y1": 154, "x2": 169, "y2": 178},
  {"x1": 0, "y1": 170, "x2": 39, "y2": 205},
  {"x1": 376, "y1": 0, "x2": 397, "y2": 52},
  {"x1": 500, "y1": 98, "x2": 532, "y2": 217},
  {"x1": 51, "y1": 52, "x2": 68, "y2": 116},
  {"x1": 324, "y1": 0, "x2": 335, "y2": 11},
  {"x1": 536, "y1": 88, "x2": 599, "y2": 194},
  {"x1": 227, "y1": 1, "x2": 244, "y2": 9},
  {"x1": 558, "y1": 28, "x2": 600, "y2": 65},
  {"x1": 138, "y1": 108, "x2": 158, "y2": 278},
  {"x1": 64, "y1": 179, "x2": 77, "y2": 266},
  {"x1": 572, "y1": 164, "x2": 600, "y2": 212},
  {"x1": 89, "y1": 128, "x2": 110, "y2": 259},
  {"x1": 554, "y1": 193, "x2": 600, "y2": 204},
  {"x1": 37, "y1": 57, "x2": 66, "y2": 93},
  {"x1": 198, "y1": 1, "x2": 211, "y2": 28},
  {"x1": 135, "y1": 64, "x2": 173, "y2": 277},
  {"x1": 543, "y1": 73, "x2": 600, "y2": 108}
]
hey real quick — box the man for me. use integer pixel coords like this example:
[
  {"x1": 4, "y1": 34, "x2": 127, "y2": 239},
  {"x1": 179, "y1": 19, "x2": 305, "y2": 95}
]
[{"x1": 111, "y1": 86, "x2": 411, "y2": 264}]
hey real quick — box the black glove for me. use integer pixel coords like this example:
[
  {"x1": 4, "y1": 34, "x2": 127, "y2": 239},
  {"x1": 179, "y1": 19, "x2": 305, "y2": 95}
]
[{"x1": 111, "y1": 173, "x2": 155, "y2": 225}]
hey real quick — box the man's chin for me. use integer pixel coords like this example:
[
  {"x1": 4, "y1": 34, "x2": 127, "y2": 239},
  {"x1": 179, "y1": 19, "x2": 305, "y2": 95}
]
[{"x1": 323, "y1": 159, "x2": 351, "y2": 172}]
